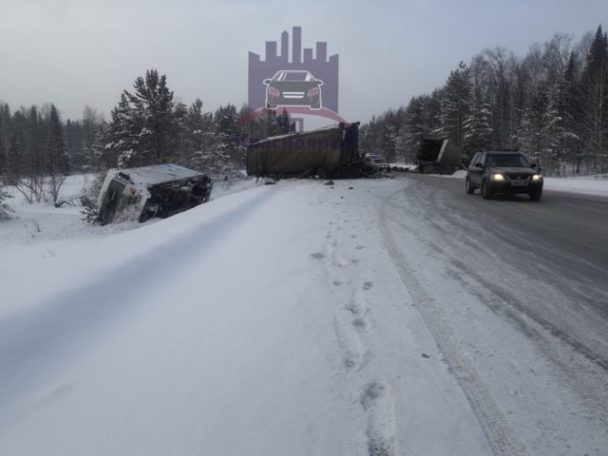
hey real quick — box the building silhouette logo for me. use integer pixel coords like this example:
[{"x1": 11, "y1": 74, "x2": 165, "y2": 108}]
[{"x1": 248, "y1": 26, "x2": 345, "y2": 126}]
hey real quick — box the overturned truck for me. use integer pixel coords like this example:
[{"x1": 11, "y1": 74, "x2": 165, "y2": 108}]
[
  {"x1": 417, "y1": 138, "x2": 462, "y2": 174},
  {"x1": 97, "y1": 164, "x2": 212, "y2": 224},
  {"x1": 247, "y1": 122, "x2": 376, "y2": 179}
]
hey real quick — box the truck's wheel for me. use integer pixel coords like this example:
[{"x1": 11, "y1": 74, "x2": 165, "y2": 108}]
[{"x1": 466, "y1": 178, "x2": 475, "y2": 194}]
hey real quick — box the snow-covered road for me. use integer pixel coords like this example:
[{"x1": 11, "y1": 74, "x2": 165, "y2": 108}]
[
  {"x1": 380, "y1": 176, "x2": 608, "y2": 456},
  {"x1": 1, "y1": 178, "x2": 606, "y2": 455}
]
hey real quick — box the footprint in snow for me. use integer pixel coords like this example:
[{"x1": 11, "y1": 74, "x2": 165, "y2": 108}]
[
  {"x1": 345, "y1": 301, "x2": 361, "y2": 315},
  {"x1": 352, "y1": 318, "x2": 367, "y2": 331},
  {"x1": 311, "y1": 252, "x2": 325, "y2": 260},
  {"x1": 361, "y1": 382, "x2": 385, "y2": 408},
  {"x1": 363, "y1": 281, "x2": 373, "y2": 290}
]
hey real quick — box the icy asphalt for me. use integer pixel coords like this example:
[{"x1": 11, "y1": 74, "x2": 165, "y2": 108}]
[{"x1": 0, "y1": 176, "x2": 607, "y2": 455}]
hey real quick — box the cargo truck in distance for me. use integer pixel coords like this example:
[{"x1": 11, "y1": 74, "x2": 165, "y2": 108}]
[
  {"x1": 246, "y1": 122, "x2": 377, "y2": 179},
  {"x1": 416, "y1": 138, "x2": 462, "y2": 174}
]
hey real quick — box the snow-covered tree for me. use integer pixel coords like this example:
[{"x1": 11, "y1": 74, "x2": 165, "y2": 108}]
[
  {"x1": 0, "y1": 179, "x2": 12, "y2": 220},
  {"x1": 539, "y1": 83, "x2": 566, "y2": 171},
  {"x1": 46, "y1": 104, "x2": 69, "y2": 205},
  {"x1": 183, "y1": 99, "x2": 223, "y2": 174},
  {"x1": 7, "y1": 112, "x2": 26, "y2": 184},
  {"x1": 82, "y1": 106, "x2": 105, "y2": 171},
  {"x1": 464, "y1": 89, "x2": 493, "y2": 159},
  {"x1": 435, "y1": 62, "x2": 471, "y2": 155},
  {"x1": 104, "y1": 93, "x2": 142, "y2": 168},
  {"x1": 562, "y1": 52, "x2": 583, "y2": 172},
  {"x1": 0, "y1": 103, "x2": 10, "y2": 177},
  {"x1": 104, "y1": 69, "x2": 177, "y2": 168},
  {"x1": 128, "y1": 69, "x2": 175, "y2": 164},
  {"x1": 579, "y1": 26, "x2": 608, "y2": 171}
]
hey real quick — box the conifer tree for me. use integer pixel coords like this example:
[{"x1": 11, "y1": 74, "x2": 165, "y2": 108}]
[
  {"x1": 127, "y1": 69, "x2": 175, "y2": 163},
  {"x1": 46, "y1": 104, "x2": 69, "y2": 205},
  {"x1": 105, "y1": 93, "x2": 143, "y2": 167},
  {"x1": 0, "y1": 103, "x2": 10, "y2": 176},
  {"x1": 0, "y1": 180, "x2": 12, "y2": 220},
  {"x1": 562, "y1": 52, "x2": 583, "y2": 172},
  {"x1": 464, "y1": 89, "x2": 493, "y2": 159},
  {"x1": 580, "y1": 26, "x2": 608, "y2": 170},
  {"x1": 7, "y1": 112, "x2": 26, "y2": 184},
  {"x1": 436, "y1": 62, "x2": 471, "y2": 155},
  {"x1": 276, "y1": 109, "x2": 292, "y2": 134}
]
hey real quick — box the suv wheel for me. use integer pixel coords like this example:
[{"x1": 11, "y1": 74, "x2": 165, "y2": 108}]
[
  {"x1": 481, "y1": 180, "x2": 493, "y2": 199},
  {"x1": 529, "y1": 189, "x2": 542, "y2": 201},
  {"x1": 465, "y1": 178, "x2": 475, "y2": 194}
]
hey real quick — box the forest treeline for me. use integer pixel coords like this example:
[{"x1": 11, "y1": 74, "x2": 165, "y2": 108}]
[
  {"x1": 2, "y1": 25, "x2": 607, "y2": 217},
  {"x1": 0, "y1": 69, "x2": 292, "y2": 214},
  {"x1": 360, "y1": 25, "x2": 608, "y2": 175}
]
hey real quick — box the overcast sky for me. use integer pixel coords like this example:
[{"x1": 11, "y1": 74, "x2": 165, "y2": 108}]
[{"x1": 1, "y1": 0, "x2": 606, "y2": 122}]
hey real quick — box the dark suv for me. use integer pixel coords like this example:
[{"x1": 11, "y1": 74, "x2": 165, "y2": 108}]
[{"x1": 466, "y1": 151, "x2": 543, "y2": 201}]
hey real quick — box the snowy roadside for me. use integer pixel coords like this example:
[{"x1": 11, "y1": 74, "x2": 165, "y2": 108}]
[
  {"x1": 0, "y1": 174, "x2": 257, "y2": 317},
  {"x1": 0, "y1": 178, "x2": 492, "y2": 456},
  {"x1": 1, "y1": 176, "x2": 606, "y2": 455},
  {"x1": 543, "y1": 174, "x2": 608, "y2": 197},
  {"x1": 0, "y1": 174, "x2": 258, "y2": 250},
  {"x1": 433, "y1": 169, "x2": 608, "y2": 197}
]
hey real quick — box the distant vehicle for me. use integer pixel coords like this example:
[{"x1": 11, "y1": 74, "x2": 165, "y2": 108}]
[
  {"x1": 97, "y1": 164, "x2": 213, "y2": 224},
  {"x1": 416, "y1": 138, "x2": 462, "y2": 174},
  {"x1": 365, "y1": 153, "x2": 386, "y2": 167},
  {"x1": 466, "y1": 151, "x2": 543, "y2": 201},
  {"x1": 264, "y1": 70, "x2": 323, "y2": 109}
]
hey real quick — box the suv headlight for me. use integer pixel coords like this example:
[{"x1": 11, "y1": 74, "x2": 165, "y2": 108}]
[
  {"x1": 490, "y1": 173, "x2": 505, "y2": 181},
  {"x1": 532, "y1": 174, "x2": 543, "y2": 182}
]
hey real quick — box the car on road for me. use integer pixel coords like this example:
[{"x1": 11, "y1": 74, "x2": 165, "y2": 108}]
[
  {"x1": 264, "y1": 70, "x2": 323, "y2": 109},
  {"x1": 365, "y1": 153, "x2": 386, "y2": 167},
  {"x1": 466, "y1": 151, "x2": 543, "y2": 201}
]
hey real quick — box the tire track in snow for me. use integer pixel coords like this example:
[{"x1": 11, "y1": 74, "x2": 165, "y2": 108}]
[{"x1": 380, "y1": 190, "x2": 530, "y2": 456}]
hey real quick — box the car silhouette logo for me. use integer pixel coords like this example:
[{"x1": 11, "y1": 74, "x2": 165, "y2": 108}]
[{"x1": 263, "y1": 70, "x2": 323, "y2": 110}]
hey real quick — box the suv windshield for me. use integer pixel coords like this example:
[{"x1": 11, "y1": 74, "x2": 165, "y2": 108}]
[{"x1": 486, "y1": 154, "x2": 531, "y2": 168}]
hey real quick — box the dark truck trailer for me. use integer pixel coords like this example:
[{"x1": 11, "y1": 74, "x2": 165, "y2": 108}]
[
  {"x1": 247, "y1": 122, "x2": 375, "y2": 178},
  {"x1": 417, "y1": 138, "x2": 462, "y2": 174}
]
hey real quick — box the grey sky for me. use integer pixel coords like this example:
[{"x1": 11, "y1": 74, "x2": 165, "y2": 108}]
[{"x1": 1, "y1": 0, "x2": 606, "y2": 122}]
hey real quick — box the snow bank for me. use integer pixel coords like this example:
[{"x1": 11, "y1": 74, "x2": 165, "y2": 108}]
[
  {"x1": 543, "y1": 175, "x2": 608, "y2": 197},
  {"x1": 435, "y1": 170, "x2": 608, "y2": 197}
]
